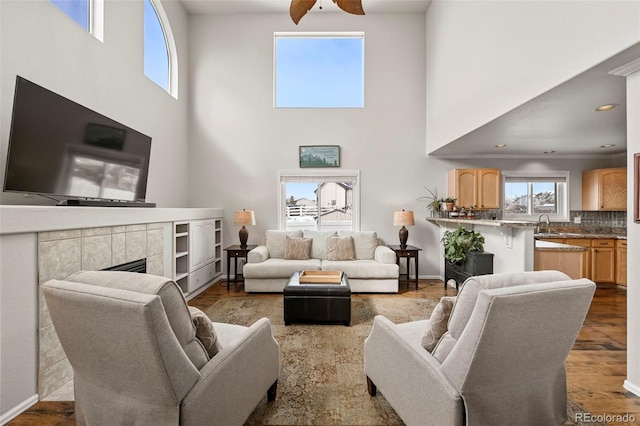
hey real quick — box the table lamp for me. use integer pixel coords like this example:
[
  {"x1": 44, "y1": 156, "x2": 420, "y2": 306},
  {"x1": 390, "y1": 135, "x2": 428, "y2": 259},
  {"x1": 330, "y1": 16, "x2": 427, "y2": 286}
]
[
  {"x1": 234, "y1": 209, "x2": 256, "y2": 247},
  {"x1": 393, "y1": 210, "x2": 415, "y2": 248}
]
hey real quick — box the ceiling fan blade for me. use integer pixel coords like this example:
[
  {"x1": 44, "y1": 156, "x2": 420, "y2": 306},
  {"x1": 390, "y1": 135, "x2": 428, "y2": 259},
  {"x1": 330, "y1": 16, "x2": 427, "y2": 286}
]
[
  {"x1": 290, "y1": 0, "x2": 318, "y2": 24},
  {"x1": 333, "y1": 0, "x2": 365, "y2": 15}
]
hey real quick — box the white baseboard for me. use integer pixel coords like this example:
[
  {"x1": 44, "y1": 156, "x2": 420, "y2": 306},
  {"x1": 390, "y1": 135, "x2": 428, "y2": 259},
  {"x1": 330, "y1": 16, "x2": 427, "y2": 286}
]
[
  {"x1": 1, "y1": 394, "x2": 38, "y2": 425},
  {"x1": 624, "y1": 379, "x2": 640, "y2": 397}
]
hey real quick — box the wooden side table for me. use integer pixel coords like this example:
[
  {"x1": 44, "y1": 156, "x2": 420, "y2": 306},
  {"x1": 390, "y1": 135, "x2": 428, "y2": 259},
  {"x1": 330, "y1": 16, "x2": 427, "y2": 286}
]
[
  {"x1": 224, "y1": 245, "x2": 256, "y2": 290},
  {"x1": 387, "y1": 245, "x2": 422, "y2": 290}
]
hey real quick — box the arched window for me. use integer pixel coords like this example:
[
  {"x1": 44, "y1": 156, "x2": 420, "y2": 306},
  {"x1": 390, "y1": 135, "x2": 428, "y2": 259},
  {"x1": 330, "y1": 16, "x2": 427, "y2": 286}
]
[{"x1": 144, "y1": 0, "x2": 177, "y2": 97}]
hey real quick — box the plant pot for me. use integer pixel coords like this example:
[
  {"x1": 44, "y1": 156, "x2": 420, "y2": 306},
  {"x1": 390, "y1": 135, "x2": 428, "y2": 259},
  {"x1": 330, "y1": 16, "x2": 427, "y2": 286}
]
[{"x1": 445, "y1": 202, "x2": 454, "y2": 211}]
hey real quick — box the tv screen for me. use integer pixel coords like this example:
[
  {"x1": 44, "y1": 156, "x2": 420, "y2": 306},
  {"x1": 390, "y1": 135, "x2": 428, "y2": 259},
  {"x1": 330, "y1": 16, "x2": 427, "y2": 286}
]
[{"x1": 3, "y1": 76, "x2": 152, "y2": 203}]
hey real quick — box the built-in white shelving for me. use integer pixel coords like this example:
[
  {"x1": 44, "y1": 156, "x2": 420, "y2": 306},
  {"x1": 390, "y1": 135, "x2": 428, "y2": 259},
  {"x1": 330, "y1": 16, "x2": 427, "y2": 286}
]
[{"x1": 173, "y1": 218, "x2": 223, "y2": 297}]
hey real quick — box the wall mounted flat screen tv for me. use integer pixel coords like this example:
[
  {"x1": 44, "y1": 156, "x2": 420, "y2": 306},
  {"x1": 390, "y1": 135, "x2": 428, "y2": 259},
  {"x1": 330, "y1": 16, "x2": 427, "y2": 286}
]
[{"x1": 3, "y1": 76, "x2": 153, "y2": 205}]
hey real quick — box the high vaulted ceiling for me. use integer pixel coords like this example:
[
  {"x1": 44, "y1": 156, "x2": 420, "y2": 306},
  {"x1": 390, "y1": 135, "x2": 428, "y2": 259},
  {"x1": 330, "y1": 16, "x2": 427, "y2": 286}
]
[
  {"x1": 178, "y1": 1, "x2": 639, "y2": 158},
  {"x1": 179, "y1": 0, "x2": 432, "y2": 15}
]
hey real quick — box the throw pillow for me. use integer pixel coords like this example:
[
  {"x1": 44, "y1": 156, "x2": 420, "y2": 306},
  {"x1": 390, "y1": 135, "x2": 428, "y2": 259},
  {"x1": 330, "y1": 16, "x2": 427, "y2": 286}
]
[
  {"x1": 188, "y1": 306, "x2": 222, "y2": 358},
  {"x1": 338, "y1": 231, "x2": 378, "y2": 260},
  {"x1": 266, "y1": 230, "x2": 303, "y2": 259},
  {"x1": 284, "y1": 236, "x2": 312, "y2": 260},
  {"x1": 421, "y1": 296, "x2": 456, "y2": 352},
  {"x1": 327, "y1": 236, "x2": 356, "y2": 261}
]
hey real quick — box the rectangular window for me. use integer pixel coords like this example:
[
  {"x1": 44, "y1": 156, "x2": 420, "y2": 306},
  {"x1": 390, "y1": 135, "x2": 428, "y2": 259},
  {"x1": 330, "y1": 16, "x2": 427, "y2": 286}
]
[
  {"x1": 503, "y1": 171, "x2": 569, "y2": 221},
  {"x1": 278, "y1": 170, "x2": 360, "y2": 231},
  {"x1": 274, "y1": 32, "x2": 364, "y2": 108},
  {"x1": 49, "y1": 0, "x2": 89, "y2": 31}
]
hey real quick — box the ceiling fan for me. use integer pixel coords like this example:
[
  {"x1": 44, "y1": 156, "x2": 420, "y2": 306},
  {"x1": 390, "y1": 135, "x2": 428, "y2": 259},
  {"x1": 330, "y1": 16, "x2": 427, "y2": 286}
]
[{"x1": 290, "y1": 0, "x2": 365, "y2": 25}]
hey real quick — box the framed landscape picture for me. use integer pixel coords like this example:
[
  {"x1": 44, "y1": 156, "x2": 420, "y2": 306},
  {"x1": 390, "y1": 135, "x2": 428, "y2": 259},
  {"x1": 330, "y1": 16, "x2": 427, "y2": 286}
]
[{"x1": 299, "y1": 145, "x2": 340, "y2": 168}]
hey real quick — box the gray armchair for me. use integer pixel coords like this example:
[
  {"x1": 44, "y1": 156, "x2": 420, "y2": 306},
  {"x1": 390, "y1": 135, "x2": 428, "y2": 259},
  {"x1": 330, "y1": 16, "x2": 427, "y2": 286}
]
[
  {"x1": 364, "y1": 271, "x2": 595, "y2": 426},
  {"x1": 42, "y1": 271, "x2": 280, "y2": 426}
]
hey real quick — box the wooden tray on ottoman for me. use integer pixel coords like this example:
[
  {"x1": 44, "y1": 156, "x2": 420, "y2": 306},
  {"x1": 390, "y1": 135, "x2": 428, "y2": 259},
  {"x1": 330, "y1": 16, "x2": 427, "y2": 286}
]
[{"x1": 299, "y1": 270, "x2": 343, "y2": 284}]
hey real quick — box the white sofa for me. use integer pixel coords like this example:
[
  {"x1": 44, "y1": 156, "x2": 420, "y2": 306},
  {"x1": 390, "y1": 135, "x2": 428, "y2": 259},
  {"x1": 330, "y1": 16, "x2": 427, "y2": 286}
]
[{"x1": 243, "y1": 230, "x2": 399, "y2": 293}]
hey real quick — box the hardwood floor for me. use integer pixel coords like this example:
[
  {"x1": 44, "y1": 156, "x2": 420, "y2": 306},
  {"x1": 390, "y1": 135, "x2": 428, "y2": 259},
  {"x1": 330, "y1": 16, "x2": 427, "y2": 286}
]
[{"x1": 7, "y1": 279, "x2": 639, "y2": 425}]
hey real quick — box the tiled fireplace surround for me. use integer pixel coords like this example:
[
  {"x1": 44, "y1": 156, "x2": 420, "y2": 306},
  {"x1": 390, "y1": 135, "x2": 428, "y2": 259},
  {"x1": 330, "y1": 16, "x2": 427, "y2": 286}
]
[{"x1": 37, "y1": 223, "x2": 167, "y2": 400}]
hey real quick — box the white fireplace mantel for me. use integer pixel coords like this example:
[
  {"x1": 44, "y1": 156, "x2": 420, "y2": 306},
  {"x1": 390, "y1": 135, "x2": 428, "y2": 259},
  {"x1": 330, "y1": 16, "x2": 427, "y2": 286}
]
[{"x1": 0, "y1": 206, "x2": 223, "y2": 235}]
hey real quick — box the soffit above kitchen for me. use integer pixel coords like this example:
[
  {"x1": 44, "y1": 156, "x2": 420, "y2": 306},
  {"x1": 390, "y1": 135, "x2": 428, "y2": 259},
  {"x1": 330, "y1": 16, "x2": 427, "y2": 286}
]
[{"x1": 429, "y1": 43, "x2": 640, "y2": 158}]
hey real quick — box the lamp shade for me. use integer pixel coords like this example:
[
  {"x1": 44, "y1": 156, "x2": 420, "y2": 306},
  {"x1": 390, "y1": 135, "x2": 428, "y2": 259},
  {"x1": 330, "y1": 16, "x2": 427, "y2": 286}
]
[
  {"x1": 234, "y1": 210, "x2": 256, "y2": 226},
  {"x1": 393, "y1": 210, "x2": 415, "y2": 226}
]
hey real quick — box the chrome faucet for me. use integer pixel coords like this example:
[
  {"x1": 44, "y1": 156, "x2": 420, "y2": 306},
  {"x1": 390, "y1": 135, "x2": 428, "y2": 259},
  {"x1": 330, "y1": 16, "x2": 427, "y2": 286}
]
[{"x1": 536, "y1": 213, "x2": 550, "y2": 233}]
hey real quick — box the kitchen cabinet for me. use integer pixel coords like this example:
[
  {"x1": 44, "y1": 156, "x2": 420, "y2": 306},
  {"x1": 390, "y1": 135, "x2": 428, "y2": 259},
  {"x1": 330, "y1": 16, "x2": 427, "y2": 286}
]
[
  {"x1": 591, "y1": 239, "x2": 615, "y2": 283},
  {"x1": 538, "y1": 237, "x2": 617, "y2": 284},
  {"x1": 616, "y1": 239, "x2": 627, "y2": 286},
  {"x1": 582, "y1": 167, "x2": 627, "y2": 211},
  {"x1": 448, "y1": 168, "x2": 500, "y2": 209}
]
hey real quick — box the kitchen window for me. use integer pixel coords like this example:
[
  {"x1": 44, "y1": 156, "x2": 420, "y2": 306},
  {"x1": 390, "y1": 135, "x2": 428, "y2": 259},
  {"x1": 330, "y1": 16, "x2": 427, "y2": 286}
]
[{"x1": 503, "y1": 171, "x2": 569, "y2": 221}]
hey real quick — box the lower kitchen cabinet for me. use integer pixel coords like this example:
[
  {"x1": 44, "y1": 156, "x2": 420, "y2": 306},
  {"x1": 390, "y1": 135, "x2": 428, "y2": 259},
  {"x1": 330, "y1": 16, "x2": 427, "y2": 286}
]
[{"x1": 616, "y1": 239, "x2": 627, "y2": 287}]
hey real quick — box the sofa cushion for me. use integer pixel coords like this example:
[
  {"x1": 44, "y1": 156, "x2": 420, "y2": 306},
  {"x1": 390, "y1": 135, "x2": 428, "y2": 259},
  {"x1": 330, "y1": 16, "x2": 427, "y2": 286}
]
[
  {"x1": 284, "y1": 236, "x2": 312, "y2": 260},
  {"x1": 303, "y1": 230, "x2": 338, "y2": 260},
  {"x1": 421, "y1": 296, "x2": 456, "y2": 352},
  {"x1": 266, "y1": 230, "x2": 303, "y2": 259},
  {"x1": 188, "y1": 306, "x2": 222, "y2": 358},
  {"x1": 322, "y1": 260, "x2": 399, "y2": 279},
  {"x1": 338, "y1": 231, "x2": 377, "y2": 260},
  {"x1": 327, "y1": 236, "x2": 355, "y2": 261},
  {"x1": 243, "y1": 258, "x2": 322, "y2": 279}
]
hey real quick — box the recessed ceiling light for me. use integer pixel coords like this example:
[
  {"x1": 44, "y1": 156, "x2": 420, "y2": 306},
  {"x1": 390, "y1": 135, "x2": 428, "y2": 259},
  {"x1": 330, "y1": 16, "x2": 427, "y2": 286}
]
[
  {"x1": 544, "y1": 150, "x2": 556, "y2": 154},
  {"x1": 595, "y1": 104, "x2": 618, "y2": 111},
  {"x1": 495, "y1": 144, "x2": 507, "y2": 148},
  {"x1": 600, "y1": 144, "x2": 616, "y2": 148}
]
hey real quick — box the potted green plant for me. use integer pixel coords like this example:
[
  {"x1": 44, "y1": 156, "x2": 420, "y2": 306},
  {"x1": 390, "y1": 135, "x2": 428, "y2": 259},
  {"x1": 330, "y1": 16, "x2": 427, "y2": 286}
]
[
  {"x1": 442, "y1": 225, "x2": 485, "y2": 263},
  {"x1": 442, "y1": 197, "x2": 456, "y2": 211},
  {"x1": 418, "y1": 187, "x2": 442, "y2": 214}
]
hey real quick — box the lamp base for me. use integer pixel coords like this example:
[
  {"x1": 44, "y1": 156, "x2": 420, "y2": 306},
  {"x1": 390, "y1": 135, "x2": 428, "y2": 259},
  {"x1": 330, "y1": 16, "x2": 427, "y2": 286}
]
[
  {"x1": 399, "y1": 226, "x2": 408, "y2": 248},
  {"x1": 239, "y1": 226, "x2": 248, "y2": 248}
]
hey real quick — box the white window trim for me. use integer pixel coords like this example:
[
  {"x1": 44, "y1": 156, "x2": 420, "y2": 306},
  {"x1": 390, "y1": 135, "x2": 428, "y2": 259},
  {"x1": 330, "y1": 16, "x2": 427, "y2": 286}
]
[
  {"x1": 502, "y1": 170, "x2": 570, "y2": 222},
  {"x1": 277, "y1": 169, "x2": 361, "y2": 231},
  {"x1": 91, "y1": 0, "x2": 104, "y2": 42},
  {"x1": 146, "y1": 0, "x2": 178, "y2": 98},
  {"x1": 273, "y1": 31, "x2": 365, "y2": 109}
]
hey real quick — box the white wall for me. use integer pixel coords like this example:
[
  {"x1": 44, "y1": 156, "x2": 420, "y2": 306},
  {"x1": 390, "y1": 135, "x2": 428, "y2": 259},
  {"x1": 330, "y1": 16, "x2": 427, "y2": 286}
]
[
  {"x1": 0, "y1": 0, "x2": 191, "y2": 207},
  {"x1": 625, "y1": 70, "x2": 640, "y2": 396},
  {"x1": 425, "y1": 0, "x2": 640, "y2": 151},
  {"x1": 188, "y1": 12, "x2": 434, "y2": 263}
]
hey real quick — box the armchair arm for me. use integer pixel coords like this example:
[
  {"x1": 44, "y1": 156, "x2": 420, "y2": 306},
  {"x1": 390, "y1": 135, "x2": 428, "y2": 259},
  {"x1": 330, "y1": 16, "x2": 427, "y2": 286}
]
[
  {"x1": 247, "y1": 245, "x2": 269, "y2": 263},
  {"x1": 374, "y1": 245, "x2": 396, "y2": 264},
  {"x1": 180, "y1": 318, "x2": 280, "y2": 425},
  {"x1": 364, "y1": 315, "x2": 463, "y2": 426}
]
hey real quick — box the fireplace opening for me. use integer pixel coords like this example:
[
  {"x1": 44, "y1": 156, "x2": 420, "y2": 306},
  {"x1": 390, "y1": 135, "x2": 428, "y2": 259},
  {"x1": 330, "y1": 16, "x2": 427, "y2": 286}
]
[{"x1": 102, "y1": 258, "x2": 147, "y2": 273}]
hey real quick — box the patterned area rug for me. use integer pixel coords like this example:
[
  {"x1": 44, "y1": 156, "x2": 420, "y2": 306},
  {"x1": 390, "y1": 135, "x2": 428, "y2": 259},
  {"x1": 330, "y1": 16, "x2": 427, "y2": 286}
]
[{"x1": 204, "y1": 296, "x2": 601, "y2": 426}]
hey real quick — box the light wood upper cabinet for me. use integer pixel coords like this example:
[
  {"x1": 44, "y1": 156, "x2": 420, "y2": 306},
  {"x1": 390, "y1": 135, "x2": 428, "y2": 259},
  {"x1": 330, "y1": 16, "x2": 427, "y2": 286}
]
[
  {"x1": 448, "y1": 168, "x2": 500, "y2": 209},
  {"x1": 582, "y1": 167, "x2": 627, "y2": 211}
]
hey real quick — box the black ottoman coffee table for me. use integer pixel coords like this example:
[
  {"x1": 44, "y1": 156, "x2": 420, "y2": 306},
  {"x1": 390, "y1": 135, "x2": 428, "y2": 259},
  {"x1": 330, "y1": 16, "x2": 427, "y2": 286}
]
[{"x1": 284, "y1": 271, "x2": 351, "y2": 326}]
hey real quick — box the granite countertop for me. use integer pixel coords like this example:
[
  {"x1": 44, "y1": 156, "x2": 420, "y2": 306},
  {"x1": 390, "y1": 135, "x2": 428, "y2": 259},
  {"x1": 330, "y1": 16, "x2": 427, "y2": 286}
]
[
  {"x1": 534, "y1": 231, "x2": 626, "y2": 240},
  {"x1": 426, "y1": 217, "x2": 536, "y2": 228},
  {"x1": 535, "y1": 240, "x2": 589, "y2": 252}
]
